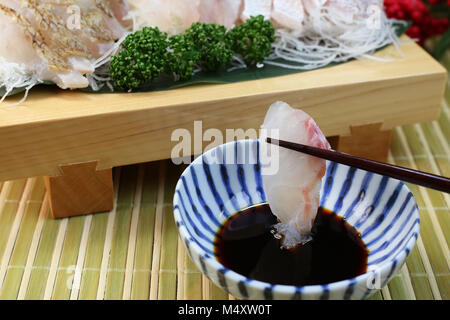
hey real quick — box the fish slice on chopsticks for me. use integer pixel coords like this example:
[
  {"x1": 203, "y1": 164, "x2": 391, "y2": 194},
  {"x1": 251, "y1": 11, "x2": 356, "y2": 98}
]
[{"x1": 266, "y1": 138, "x2": 450, "y2": 194}]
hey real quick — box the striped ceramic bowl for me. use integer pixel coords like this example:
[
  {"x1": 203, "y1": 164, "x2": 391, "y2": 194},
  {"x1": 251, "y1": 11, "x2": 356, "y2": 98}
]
[{"x1": 173, "y1": 139, "x2": 420, "y2": 300}]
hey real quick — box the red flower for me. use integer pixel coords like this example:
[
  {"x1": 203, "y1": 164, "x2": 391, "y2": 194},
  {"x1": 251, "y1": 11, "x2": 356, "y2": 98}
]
[
  {"x1": 406, "y1": 25, "x2": 421, "y2": 38},
  {"x1": 384, "y1": 0, "x2": 450, "y2": 45}
]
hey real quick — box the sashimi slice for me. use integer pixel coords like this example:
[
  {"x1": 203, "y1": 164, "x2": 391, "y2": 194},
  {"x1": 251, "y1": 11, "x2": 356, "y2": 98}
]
[
  {"x1": 241, "y1": 0, "x2": 272, "y2": 21},
  {"x1": 260, "y1": 101, "x2": 330, "y2": 248},
  {"x1": 0, "y1": 0, "x2": 130, "y2": 93},
  {"x1": 199, "y1": 0, "x2": 242, "y2": 29},
  {"x1": 271, "y1": 0, "x2": 304, "y2": 32},
  {"x1": 128, "y1": 0, "x2": 200, "y2": 35}
]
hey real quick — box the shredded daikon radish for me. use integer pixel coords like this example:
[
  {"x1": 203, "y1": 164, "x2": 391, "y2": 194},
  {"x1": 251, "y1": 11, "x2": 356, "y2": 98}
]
[
  {"x1": 3, "y1": 1, "x2": 408, "y2": 100},
  {"x1": 0, "y1": 57, "x2": 41, "y2": 106},
  {"x1": 265, "y1": 2, "x2": 407, "y2": 71},
  {"x1": 86, "y1": 13, "x2": 138, "y2": 92},
  {"x1": 1, "y1": 31, "x2": 131, "y2": 100},
  {"x1": 227, "y1": 55, "x2": 248, "y2": 72},
  {"x1": 86, "y1": 32, "x2": 131, "y2": 92}
]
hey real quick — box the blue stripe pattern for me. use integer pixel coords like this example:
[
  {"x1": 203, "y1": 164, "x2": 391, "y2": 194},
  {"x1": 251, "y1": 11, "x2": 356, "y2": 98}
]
[{"x1": 173, "y1": 139, "x2": 420, "y2": 300}]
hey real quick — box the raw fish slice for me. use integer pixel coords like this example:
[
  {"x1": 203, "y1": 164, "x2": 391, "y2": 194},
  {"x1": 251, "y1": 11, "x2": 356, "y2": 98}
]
[
  {"x1": 241, "y1": 0, "x2": 272, "y2": 21},
  {"x1": 0, "y1": 7, "x2": 42, "y2": 68},
  {"x1": 108, "y1": 0, "x2": 133, "y2": 27},
  {"x1": 302, "y1": 0, "x2": 326, "y2": 17},
  {"x1": 199, "y1": 0, "x2": 242, "y2": 29},
  {"x1": 266, "y1": 0, "x2": 395, "y2": 71},
  {"x1": 128, "y1": 0, "x2": 200, "y2": 35},
  {"x1": 5, "y1": 0, "x2": 129, "y2": 57},
  {"x1": 326, "y1": 0, "x2": 361, "y2": 24},
  {"x1": 0, "y1": 0, "x2": 130, "y2": 91},
  {"x1": 92, "y1": 0, "x2": 133, "y2": 29},
  {"x1": 271, "y1": 0, "x2": 304, "y2": 32},
  {"x1": 303, "y1": 0, "x2": 383, "y2": 34},
  {"x1": 323, "y1": 0, "x2": 382, "y2": 26},
  {"x1": 302, "y1": 0, "x2": 329, "y2": 34},
  {"x1": 303, "y1": 0, "x2": 327, "y2": 11},
  {"x1": 0, "y1": 8, "x2": 41, "y2": 100},
  {"x1": 260, "y1": 101, "x2": 330, "y2": 249},
  {"x1": 0, "y1": 3, "x2": 89, "y2": 89}
]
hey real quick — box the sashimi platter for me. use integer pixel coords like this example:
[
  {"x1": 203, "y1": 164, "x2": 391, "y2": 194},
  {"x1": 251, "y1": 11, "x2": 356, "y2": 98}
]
[{"x1": 0, "y1": 0, "x2": 407, "y2": 101}]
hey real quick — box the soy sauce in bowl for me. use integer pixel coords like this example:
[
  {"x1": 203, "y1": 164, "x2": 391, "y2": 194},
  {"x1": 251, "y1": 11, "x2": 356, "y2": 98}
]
[{"x1": 214, "y1": 204, "x2": 369, "y2": 286}]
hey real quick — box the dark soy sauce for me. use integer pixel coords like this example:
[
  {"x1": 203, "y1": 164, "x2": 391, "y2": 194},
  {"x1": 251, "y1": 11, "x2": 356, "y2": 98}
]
[{"x1": 214, "y1": 204, "x2": 369, "y2": 286}]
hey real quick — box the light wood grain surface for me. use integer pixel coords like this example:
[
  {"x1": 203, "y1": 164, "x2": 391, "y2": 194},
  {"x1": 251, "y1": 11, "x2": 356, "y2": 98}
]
[
  {"x1": 0, "y1": 37, "x2": 446, "y2": 182},
  {"x1": 44, "y1": 162, "x2": 114, "y2": 218}
]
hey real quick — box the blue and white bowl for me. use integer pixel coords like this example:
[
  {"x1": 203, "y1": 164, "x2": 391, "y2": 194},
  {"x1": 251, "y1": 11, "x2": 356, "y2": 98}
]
[{"x1": 173, "y1": 139, "x2": 420, "y2": 300}]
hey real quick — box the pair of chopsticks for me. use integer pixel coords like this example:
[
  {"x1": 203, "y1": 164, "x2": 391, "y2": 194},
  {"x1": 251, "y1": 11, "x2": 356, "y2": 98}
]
[{"x1": 266, "y1": 138, "x2": 450, "y2": 194}]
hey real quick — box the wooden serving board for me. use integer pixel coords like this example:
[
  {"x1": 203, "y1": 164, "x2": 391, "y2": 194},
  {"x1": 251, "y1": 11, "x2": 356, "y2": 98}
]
[{"x1": 0, "y1": 37, "x2": 446, "y2": 217}]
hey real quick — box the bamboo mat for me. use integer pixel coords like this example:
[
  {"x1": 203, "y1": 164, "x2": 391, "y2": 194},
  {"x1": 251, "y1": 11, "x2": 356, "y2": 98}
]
[{"x1": 0, "y1": 73, "x2": 449, "y2": 302}]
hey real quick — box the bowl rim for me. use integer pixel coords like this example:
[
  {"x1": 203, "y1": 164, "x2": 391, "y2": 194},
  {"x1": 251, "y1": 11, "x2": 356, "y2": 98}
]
[{"x1": 173, "y1": 139, "x2": 420, "y2": 297}]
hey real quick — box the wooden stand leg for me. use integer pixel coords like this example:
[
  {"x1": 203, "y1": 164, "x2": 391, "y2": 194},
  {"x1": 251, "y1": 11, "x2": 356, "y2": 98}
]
[
  {"x1": 335, "y1": 123, "x2": 392, "y2": 162},
  {"x1": 44, "y1": 161, "x2": 114, "y2": 219}
]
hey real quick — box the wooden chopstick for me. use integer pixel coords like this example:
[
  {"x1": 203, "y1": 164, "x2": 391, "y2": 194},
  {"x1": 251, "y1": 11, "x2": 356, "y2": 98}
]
[{"x1": 266, "y1": 138, "x2": 450, "y2": 194}]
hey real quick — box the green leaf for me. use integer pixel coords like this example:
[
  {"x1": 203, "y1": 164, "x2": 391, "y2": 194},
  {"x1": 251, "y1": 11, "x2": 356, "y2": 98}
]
[
  {"x1": 427, "y1": 3, "x2": 450, "y2": 17},
  {"x1": 434, "y1": 29, "x2": 450, "y2": 61}
]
